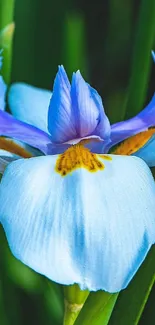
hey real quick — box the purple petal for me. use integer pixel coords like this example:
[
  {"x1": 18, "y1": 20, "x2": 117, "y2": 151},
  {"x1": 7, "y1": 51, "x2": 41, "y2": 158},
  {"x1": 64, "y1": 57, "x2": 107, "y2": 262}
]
[
  {"x1": 71, "y1": 71, "x2": 110, "y2": 139},
  {"x1": 89, "y1": 86, "x2": 111, "y2": 140},
  {"x1": 0, "y1": 110, "x2": 51, "y2": 154},
  {"x1": 109, "y1": 93, "x2": 155, "y2": 149},
  {"x1": 48, "y1": 66, "x2": 77, "y2": 142}
]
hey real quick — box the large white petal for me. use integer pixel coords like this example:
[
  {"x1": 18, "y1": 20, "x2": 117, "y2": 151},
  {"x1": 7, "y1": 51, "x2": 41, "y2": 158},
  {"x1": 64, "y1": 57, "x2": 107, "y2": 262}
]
[{"x1": 0, "y1": 154, "x2": 155, "y2": 292}]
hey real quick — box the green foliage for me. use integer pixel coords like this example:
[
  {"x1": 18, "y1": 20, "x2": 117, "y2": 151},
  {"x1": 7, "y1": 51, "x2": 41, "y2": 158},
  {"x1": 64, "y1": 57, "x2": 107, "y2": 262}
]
[
  {"x1": 124, "y1": 0, "x2": 155, "y2": 118},
  {"x1": 74, "y1": 291, "x2": 118, "y2": 325},
  {"x1": 0, "y1": 0, "x2": 15, "y2": 83},
  {"x1": 108, "y1": 247, "x2": 155, "y2": 325}
]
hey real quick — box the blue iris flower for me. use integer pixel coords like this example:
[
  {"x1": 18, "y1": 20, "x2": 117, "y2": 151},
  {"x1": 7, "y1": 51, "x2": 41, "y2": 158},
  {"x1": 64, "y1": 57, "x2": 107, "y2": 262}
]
[{"x1": 0, "y1": 61, "x2": 155, "y2": 293}]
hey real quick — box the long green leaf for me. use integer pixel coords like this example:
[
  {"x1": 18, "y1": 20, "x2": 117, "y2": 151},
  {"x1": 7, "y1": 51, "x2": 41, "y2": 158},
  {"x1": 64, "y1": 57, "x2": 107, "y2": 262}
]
[
  {"x1": 63, "y1": 12, "x2": 87, "y2": 78},
  {"x1": 0, "y1": 0, "x2": 15, "y2": 30},
  {"x1": 124, "y1": 0, "x2": 155, "y2": 119},
  {"x1": 74, "y1": 291, "x2": 118, "y2": 325},
  {"x1": 108, "y1": 246, "x2": 155, "y2": 325}
]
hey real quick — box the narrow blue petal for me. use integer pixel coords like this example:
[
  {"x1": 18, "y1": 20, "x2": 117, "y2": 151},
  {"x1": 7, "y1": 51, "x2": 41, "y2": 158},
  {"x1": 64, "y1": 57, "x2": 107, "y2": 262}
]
[
  {"x1": 133, "y1": 134, "x2": 155, "y2": 167},
  {"x1": 0, "y1": 110, "x2": 51, "y2": 154},
  {"x1": 48, "y1": 66, "x2": 77, "y2": 142},
  {"x1": 152, "y1": 50, "x2": 155, "y2": 62},
  {"x1": 8, "y1": 83, "x2": 52, "y2": 133},
  {"x1": 0, "y1": 52, "x2": 7, "y2": 111},
  {"x1": 109, "y1": 93, "x2": 155, "y2": 150},
  {"x1": 0, "y1": 76, "x2": 7, "y2": 111},
  {"x1": 0, "y1": 154, "x2": 155, "y2": 292},
  {"x1": 71, "y1": 71, "x2": 110, "y2": 139},
  {"x1": 89, "y1": 86, "x2": 111, "y2": 140}
]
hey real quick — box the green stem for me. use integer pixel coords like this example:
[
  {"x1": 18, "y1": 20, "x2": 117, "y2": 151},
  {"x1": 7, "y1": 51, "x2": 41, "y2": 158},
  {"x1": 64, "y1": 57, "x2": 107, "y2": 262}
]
[
  {"x1": 63, "y1": 300, "x2": 84, "y2": 325},
  {"x1": 63, "y1": 284, "x2": 89, "y2": 325}
]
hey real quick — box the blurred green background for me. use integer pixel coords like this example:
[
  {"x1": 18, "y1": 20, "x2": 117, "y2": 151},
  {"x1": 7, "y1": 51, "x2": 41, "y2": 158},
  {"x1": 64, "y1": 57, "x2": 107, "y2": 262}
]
[{"x1": 0, "y1": 0, "x2": 155, "y2": 324}]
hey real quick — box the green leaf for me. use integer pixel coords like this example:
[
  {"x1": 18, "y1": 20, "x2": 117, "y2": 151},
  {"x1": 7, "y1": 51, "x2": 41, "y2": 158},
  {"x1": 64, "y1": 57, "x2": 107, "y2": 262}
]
[
  {"x1": 74, "y1": 291, "x2": 118, "y2": 325},
  {"x1": 124, "y1": 0, "x2": 155, "y2": 119},
  {"x1": 108, "y1": 246, "x2": 155, "y2": 325},
  {"x1": 63, "y1": 12, "x2": 87, "y2": 78},
  {"x1": 0, "y1": 0, "x2": 15, "y2": 83},
  {"x1": 0, "y1": 22, "x2": 15, "y2": 83},
  {"x1": 0, "y1": 0, "x2": 15, "y2": 30}
]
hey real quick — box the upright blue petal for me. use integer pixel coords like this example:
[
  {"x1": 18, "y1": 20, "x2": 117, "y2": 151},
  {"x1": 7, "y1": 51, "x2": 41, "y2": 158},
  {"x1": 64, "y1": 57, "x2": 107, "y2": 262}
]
[
  {"x1": 0, "y1": 110, "x2": 51, "y2": 154},
  {"x1": 89, "y1": 86, "x2": 110, "y2": 140},
  {"x1": 71, "y1": 71, "x2": 110, "y2": 139},
  {"x1": 8, "y1": 83, "x2": 52, "y2": 133},
  {"x1": 0, "y1": 52, "x2": 7, "y2": 111},
  {"x1": 48, "y1": 66, "x2": 77, "y2": 142},
  {"x1": 0, "y1": 154, "x2": 155, "y2": 292},
  {"x1": 0, "y1": 76, "x2": 7, "y2": 111},
  {"x1": 152, "y1": 51, "x2": 155, "y2": 62}
]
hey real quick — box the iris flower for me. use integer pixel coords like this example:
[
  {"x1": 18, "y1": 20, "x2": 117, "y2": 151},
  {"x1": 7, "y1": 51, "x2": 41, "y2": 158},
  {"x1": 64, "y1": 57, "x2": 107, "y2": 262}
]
[{"x1": 0, "y1": 63, "x2": 155, "y2": 293}]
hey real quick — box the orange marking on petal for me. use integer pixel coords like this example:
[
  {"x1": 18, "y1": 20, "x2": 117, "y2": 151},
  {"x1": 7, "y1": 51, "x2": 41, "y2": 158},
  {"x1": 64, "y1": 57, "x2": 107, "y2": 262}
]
[
  {"x1": 0, "y1": 137, "x2": 33, "y2": 158},
  {"x1": 113, "y1": 128, "x2": 155, "y2": 156},
  {"x1": 55, "y1": 144, "x2": 105, "y2": 176},
  {"x1": 100, "y1": 154, "x2": 112, "y2": 161}
]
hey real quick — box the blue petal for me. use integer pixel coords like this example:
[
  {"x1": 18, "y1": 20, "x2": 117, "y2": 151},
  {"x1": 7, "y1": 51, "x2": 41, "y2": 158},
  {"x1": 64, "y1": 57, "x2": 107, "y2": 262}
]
[
  {"x1": 108, "y1": 93, "x2": 155, "y2": 150},
  {"x1": 0, "y1": 154, "x2": 155, "y2": 292},
  {"x1": 133, "y1": 134, "x2": 155, "y2": 167},
  {"x1": 8, "y1": 83, "x2": 52, "y2": 133},
  {"x1": 71, "y1": 71, "x2": 110, "y2": 139},
  {"x1": 0, "y1": 110, "x2": 51, "y2": 154},
  {"x1": 152, "y1": 50, "x2": 155, "y2": 62},
  {"x1": 0, "y1": 76, "x2": 7, "y2": 111},
  {"x1": 88, "y1": 86, "x2": 110, "y2": 140},
  {"x1": 48, "y1": 66, "x2": 77, "y2": 142},
  {"x1": 0, "y1": 52, "x2": 7, "y2": 111}
]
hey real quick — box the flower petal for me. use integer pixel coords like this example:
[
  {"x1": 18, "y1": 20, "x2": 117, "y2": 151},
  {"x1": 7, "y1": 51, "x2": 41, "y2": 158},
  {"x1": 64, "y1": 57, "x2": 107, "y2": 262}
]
[
  {"x1": 112, "y1": 129, "x2": 155, "y2": 167},
  {"x1": 0, "y1": 76, "x2": 7, "y2": 111},
  {"x1": 71, "y1": 71, "x2": 110, "y2": 139},
  {"x1": 0, "y1": 150, "x2": 19, "y2": 174},
  {"x1": 132, "y1": 134, "x2": 155, "y2": 167},
  {"x1": 0, "y1": 110, "x2": 51, "y2": 154},
  {"x1": 109, "y1": 94, "x2": 155, "y2": 149},
  {"x1": 48, "y1": 66, "x2": 76, "y2": 142},
  {"x1": 8, "y1": 83, "x2": 52, "y2": 133},
  {"x1": 0, "y1": 154, "x2": 155, "y2": 292}
]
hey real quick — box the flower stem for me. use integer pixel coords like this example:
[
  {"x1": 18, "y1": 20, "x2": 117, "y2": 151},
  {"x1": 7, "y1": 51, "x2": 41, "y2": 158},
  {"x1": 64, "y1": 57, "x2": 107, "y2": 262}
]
[
  {"x1": 63, "y1": 300, "x2": 84, "y2": 325},
  {"x1": 63, "y1": 284, "x2": 89, "y2": 325}
]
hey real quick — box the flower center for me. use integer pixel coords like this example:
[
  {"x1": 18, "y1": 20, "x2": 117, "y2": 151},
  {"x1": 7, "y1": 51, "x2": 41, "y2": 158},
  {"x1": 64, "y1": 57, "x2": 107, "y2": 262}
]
[
  {"x1": 113, "y1": 128, "x2": 155, "y2": 155},
  {"x1": 55, "y1": 144, "x2": 112, "y2": 176},
  {"x1": 0, "y1": 137, "x2": 33, "y2": 158}
]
